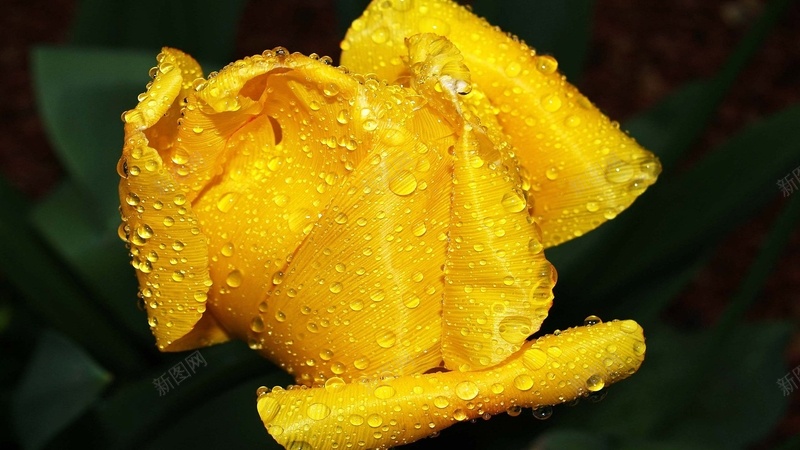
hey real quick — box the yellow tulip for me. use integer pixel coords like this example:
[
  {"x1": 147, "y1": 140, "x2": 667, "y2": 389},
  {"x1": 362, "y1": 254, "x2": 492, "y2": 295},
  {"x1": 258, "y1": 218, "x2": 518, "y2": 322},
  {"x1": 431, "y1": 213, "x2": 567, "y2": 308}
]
[{"x1": 117, "y1": 0, "x2": 659, "y2": 448}]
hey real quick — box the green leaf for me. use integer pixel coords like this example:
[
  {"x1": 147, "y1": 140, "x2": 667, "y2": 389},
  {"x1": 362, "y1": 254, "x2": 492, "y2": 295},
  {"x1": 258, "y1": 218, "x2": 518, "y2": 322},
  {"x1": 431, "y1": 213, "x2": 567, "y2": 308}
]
[
  {"x1": 530, "y1": 429, "x2": 610, "y2": 450},
  {"x1": 0, "y1": 176, "x2": 145, "y2": 373},
  {"x1": 70, "y1": 0, "x2": 247, "y2": 63},
  {"x1": 30, "y1": 182, "x2": 148, "y2": 341},
  {"x1": 472, "y1": 0, "x2": 595, "y2": 81},
  {"x1": 12, "y1": 330, "x2": 111, "y2": 450},
  {"x1": 31, "y1": 47, "x2": 155, "y2": 217},
  {"x1": 91, "y1": 343, "x2": 287, "y2": 450},
  {"x1": 143, "y1": 378, "x2": 282, "y2": 450},
  {"x1": 555, "y1": 322, "x2": 791, "y2": 449}
]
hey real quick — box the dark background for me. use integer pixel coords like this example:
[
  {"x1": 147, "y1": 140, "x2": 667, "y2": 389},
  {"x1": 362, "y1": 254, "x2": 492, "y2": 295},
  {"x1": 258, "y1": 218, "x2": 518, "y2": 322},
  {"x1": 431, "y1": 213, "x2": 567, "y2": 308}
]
[{"x1": 1, "y1": 0, "x2": 798, "y2": 448}]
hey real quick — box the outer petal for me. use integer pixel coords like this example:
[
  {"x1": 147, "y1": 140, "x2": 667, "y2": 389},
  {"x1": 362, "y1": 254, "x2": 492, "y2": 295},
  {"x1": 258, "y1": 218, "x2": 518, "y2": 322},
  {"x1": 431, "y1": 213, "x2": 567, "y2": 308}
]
[
  {"x1": 254, "y1": 89, "x2": 453, "y2": 383},
  {"x1": 403, "y1": 34, "x2": 556, "y2": 371},
  {"x1": 258, "y1": 319, "x2": 646, "y2": 449},
  {"x1": 119, "y1": 49, "x2": 228, "y2": 350},
  {"x1": 341, "y1": 0, "x2": 661, "y2": 247}
]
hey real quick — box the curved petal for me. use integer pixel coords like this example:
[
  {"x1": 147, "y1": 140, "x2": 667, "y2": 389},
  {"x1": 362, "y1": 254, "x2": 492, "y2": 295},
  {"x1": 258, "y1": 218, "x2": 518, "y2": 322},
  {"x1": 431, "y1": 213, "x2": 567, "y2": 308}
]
[
  {"x1": 119, "y1": 48, "x2": 228, "y2": 351},
  {"x1": 258, "y1": 319, "x2": 646, "y2": 449},
  {"x1": 403, "y1": 34, "x2": 556, "y2": 371},
  {"x1": 254, "y1": 88, "x2": 454, "y2": 383},
  {"x1": 341, "y1": 0, "x2": 661, "y2": 247}
]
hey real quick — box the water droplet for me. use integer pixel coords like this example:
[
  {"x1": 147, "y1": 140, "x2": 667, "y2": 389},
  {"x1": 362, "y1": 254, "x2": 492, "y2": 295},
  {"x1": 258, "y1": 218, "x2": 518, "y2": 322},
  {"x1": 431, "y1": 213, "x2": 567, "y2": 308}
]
[
  {"x1": 404, "y1": 295, "x2": 421, "y2": 309},
  {"x1": 137, "y1": 224, "x2": 154, "y2": 239},
  {"x1": 258, "y1": 396, "x2": 281, "y2": 423},
  {"x1": 491, "y1": 383, "x2": 504, "y2": 394},
  {"x1": 507, "y1": 405, "x2": 522, "y2": 417},
  {"x1": 349, "y1": 299, "x2": 364, "y2": 311},
  {"x1": 545, "y1": 166, "x2": 559, "y2": 180},
  {"x1": 586, "y1": 374, "x2": 605, "y2": 392},
  {"x1": 354, "y1": 356, "x2": 369, "y2": 370},
  {"x1": 455, "y1": 381, "x2": 479, "y2": 401},
  {"x1": 306, "y1": 403, "x2": 331, "y2": 420},
  {"x1": 226, "y1": 270, "x2": 243, "y2": 288},
  {"x1": 453, "y1": 409, "x2": 467, "y2": 421},
  {"x1": 528, "y1": 238, "x2": 543, "y2": 254},
  {"x1": 376, "y1": 330, "x2": 397, "y2": 348},
  {"x1": 419, "y1": 17, "x2": 450, "y2": 34},
  {"x1": 620, "y1": 320, "x2": 639, "y2": 333},
  {"x1": 388, "y1": 170, "x2": 418, "y2": 196},
  {"x1": 412, "y1": 222, "x2": 427, "y2": 237},
  {"x1": 373, "y1": 385, "x2": 395, "y2": 399},
  {"x1": 125, "y1": 193, "x2": 140, "y2": 206},
  {"x1": 536, "y1": 55, "x2": 558, "y2": 74},
  {"x1": 221, "y1": 242, "x2": 235, "y2": 257},
  {"x1": 564, "y1": 115, "x2": 582, "y2": 128},
  {"x1": 275, "y1": 310, "x2": 286, "y2": 322},
  {"x1": 503, "y1": 275, "x2": 515, "y2": 286},
  {"x1": 541, "y1": 93, "x2": 562, "y2": 112},
  {"x1": 329, "y1": 282, "x2": 343, "y2": 294},
  {"x1": 533, "y1": 405, "x2": 553, "y2": 420},
  {"x1": 433, "y1": 396, "x2": 449, "y2": 409},
  {"x1": 514, "y1": 374, "x2": 534, "y2": 391},
  {"x1": 272, "y1": 271, "x2": 284, "y2": 285},
  {"x1": 331, "y1": 361, "x2": 346, "y2": 374},
  {"x1": 251, "y1": 316, "x2": 265, "y2": 333},
  {"x1": 172, "y1": 271, "x2": 185, "y2": 282},
  {"x1": 349, "y1": 414, "x2": 365, "y2": 426},
  {"x1": 367, "y1": 414, "x2": 383, "y2": 428},
  {"x1": 498, "y1": 315, "x2": 532, "y2": 344},
  {"x1": 371, "y1": 27, "x2": 389, "y2": 43},
  {"x1": 171, "y1": 149, "x2": 190, "y2": 165},
  {"x1": 501, "y1": 191, "x2": 526, "y2": 213},
  {"x1": 605, "y1": 160, "x2": 634, "y2": 183},
  {"x1": 633, "y1": 340, "x2": 646, "y2": 356},
  {"x1": 584, "y1": 315, "x2": 602, "y2": 326}
]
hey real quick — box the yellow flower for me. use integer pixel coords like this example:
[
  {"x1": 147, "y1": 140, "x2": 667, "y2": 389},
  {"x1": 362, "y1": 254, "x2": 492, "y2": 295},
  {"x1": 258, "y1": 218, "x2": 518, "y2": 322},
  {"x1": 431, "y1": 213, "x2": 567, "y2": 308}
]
[{"x1": 117, "y1": 0, "x2": 659, "y2": 448}]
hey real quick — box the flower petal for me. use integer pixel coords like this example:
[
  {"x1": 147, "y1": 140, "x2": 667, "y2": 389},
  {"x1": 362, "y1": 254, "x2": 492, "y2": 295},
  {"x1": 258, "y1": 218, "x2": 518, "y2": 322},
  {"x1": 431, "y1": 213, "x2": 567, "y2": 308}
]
[
  {"x1": 257, "y1": 319, "x2": 646, "y2": 449},
  {"x1": 119, "y1": 49, "x2": 228, "y2": 351},
  {"x1": 402, "y1": 33, "x2": 555, "y2": 371},
  {"x1": 253, "y1": 87, "x2": 454, "y2": 383},
  {"x1": 341, "y1": 0, "x2": 661, "y2": 247}
]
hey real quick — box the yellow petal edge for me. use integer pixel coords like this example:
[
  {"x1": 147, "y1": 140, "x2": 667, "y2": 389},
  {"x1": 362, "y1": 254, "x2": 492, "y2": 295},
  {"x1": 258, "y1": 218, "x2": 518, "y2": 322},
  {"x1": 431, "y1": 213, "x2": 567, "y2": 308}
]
[{"x1": 258, "y1": 320, "x2": 645, "y2": 449}]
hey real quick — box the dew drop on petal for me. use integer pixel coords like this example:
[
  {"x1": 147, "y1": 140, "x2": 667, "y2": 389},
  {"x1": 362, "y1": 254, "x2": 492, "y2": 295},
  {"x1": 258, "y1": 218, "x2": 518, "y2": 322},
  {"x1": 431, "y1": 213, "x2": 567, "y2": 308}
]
[
  {"x1": 389, "y1": 170, "x2": 418, "y2": 196},
  {"x1": 586, "y1": 374, "x2": 605, "y2": 392},
  {"x1": 455, "y1": 381, "x2": 479, "y2": 401}
]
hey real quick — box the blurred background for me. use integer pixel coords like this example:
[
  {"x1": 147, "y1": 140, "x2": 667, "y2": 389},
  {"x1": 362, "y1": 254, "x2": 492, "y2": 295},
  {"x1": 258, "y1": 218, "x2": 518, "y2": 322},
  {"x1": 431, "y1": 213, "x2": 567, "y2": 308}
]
[{"x1": 1, "y1": 0, "x2": 798, "y2": 449}]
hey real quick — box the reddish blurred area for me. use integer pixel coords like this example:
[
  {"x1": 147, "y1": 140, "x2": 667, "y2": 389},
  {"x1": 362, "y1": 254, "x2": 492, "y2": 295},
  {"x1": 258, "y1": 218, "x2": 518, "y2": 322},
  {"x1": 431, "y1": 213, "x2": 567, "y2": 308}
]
[{"x1": 0, "y1": 0, "x2": 798, "y2": 446}]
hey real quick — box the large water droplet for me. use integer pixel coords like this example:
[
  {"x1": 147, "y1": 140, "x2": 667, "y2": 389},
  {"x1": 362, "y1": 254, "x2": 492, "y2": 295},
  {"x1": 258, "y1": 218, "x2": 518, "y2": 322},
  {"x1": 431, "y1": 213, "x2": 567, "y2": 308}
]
[
  {"x1": 498, "y1": 315, "x2": 532, "y2": 344},
  {"x1": 586, "y1": 374, "x2": 605, "y2": 392},
  {"x1": 376, "y1": 330, "x2": 397, "y2": 348},
  {"x1": 306, "y1": 403, "x2": 331, "y2": 420},
  {"x1": 501, "y1": 191, "x2": 526, "y2": 213},
  {"x1": 389, "y1": 170, "x2": 418, "y2": 196},
  {"x1": 604, "y1": 160, "x2": 634, "y2": 183},
  {"x1": 455, "y1": 381, "x2": 479, "y2": 401},
  {"x1": 226, "y1": 269, "x2": 243, "y2": 288}
]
